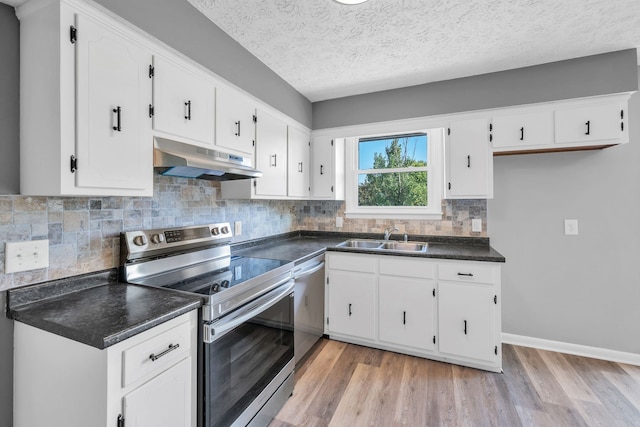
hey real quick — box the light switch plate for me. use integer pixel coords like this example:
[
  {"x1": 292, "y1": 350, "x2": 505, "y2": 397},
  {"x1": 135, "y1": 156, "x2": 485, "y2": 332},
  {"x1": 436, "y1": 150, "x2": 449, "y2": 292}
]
[
  {"x1": 564, "y1": 219, "x2": 579, "y2": 235},
  {"x1": 336, "y1": 217, "x2": 344, "y2": 228},
  {"x1": 234, "y1": 221, "x2": 242, "y2": 236},
  {"x1": 5, "y1": 240, "x2": 50, "y2": 273},
  {"x1": 472, "y1": 218, "x2": 482, "y2": 232}
]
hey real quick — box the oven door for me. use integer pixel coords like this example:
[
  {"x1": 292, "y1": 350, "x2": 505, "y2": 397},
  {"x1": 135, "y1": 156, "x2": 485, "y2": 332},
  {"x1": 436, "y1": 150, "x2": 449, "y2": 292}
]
[{"x1": 203, "y1": 280, "x2": 295, "y2": 427}]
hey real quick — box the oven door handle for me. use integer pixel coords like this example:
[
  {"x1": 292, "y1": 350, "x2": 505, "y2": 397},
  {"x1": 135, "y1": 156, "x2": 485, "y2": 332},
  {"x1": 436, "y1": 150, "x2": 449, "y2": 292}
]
[
  {"x1": 205, "y1": 278, "x2": 294, "y2": 343},
  {"x1": 294, "y1": 261, "x2": 325, "y2": 280}
]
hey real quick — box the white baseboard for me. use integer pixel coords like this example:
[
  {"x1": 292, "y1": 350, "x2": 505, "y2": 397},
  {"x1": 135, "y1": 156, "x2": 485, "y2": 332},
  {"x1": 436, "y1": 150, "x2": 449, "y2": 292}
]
[{"x1": 502, "y1": 333, "x2": 640, "y2": 366}]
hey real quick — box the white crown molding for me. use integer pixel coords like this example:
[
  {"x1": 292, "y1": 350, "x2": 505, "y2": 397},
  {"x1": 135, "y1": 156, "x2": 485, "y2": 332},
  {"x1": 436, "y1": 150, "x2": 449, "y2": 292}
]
[{"x1": 502, "y1": 333, "x2": 640, "y2": 367}]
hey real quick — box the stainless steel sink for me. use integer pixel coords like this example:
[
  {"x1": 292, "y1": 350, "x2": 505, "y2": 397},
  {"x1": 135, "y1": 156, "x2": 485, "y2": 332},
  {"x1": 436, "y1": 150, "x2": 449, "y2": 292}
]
[
  {"x1": 337, "y1": 239, "x2": 428, "y2": 252},
  {"x1": 337, "y1": 239, "x2": 384, "y2": 249},
  {"x1": 379, "y1": 241, "x2": 427, "y2": 252}
]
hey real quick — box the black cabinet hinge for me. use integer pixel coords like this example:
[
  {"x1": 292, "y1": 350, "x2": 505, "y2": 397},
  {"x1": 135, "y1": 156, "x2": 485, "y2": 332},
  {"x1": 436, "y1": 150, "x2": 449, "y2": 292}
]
[
  {"x1": 69, "y1": 26, "x2": 77, "y2": 44},
  {"x1": 331, "y1": 139, "x2": 334, "y2": 146},
  {"x1": 252, "y1": 140, "x2": 255, "y2": 147},
  {"x1": 495, "y1": 346, "x2": 498, "y2": 355},
  {"x1": 489, "y1": 133, "x2": 493, "y2": 142},
  {"x1": 326, "y1": 277, "x2": 329, "y2": 285},
  {"x1": 448, "y1": 182, "x2": 451, "y2": 190},
  {"x1": 253, "y1": 114, "x2": 257, "y2": 123},
  {"x1": 253, "y1": 180, "x2": 257, "y2": 188},
  {"x1": 447, "y1": 128, "x2": 451, "y2": 135},
  {"x1": 331, "y1": 185, "x2": 334, "y2": 193},
  {"x1": 489, "y1": 123, "x2": 493, "y2": 132},
  {"x1": 148, "y1": 104, "x2": 154, "y2": 118},
  {"x1": 70, "y1": 155, "x2": 77, "y2": 173},
  {"x1": 432, "y1": 288, "x2": 436, "y2": 297},
  {"x1": 117, "y1": 414, "x2": 125, "y2": 427},
  {"x1": 494, "y1": 295, "x2": 497, "y2": 304},
  {"x1": 326, "y1": 317, "x2": 329, "y2": 325},
  {"x1": 149, "y1": 65, "x2": 154, "y2": 78},
  {"x1": 621, "y1": 109, "x2": 624, "y2": 119},
  {"x1": 433, "y1": 336, "x2": 436, "y2": 344}
]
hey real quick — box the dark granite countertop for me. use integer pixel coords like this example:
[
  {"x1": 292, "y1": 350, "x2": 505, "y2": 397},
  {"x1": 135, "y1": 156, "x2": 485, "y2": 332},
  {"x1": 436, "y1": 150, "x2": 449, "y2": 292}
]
[
  {"x1": 7, "y1": 270, "x2": 203, "y2": 349},
  {"x1": 232, "y1": 231, "x2": 505, "y2": 263}
]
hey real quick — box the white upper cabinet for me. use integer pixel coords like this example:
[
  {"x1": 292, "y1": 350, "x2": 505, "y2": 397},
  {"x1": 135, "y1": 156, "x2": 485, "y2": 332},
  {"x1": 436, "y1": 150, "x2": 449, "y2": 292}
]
[
  {"x1": 311, "y1": 136, "x2": 345, "y2": 200},
  {"x1": 18, "y1": 0, "x2": 154, "y2": 196},
  {"x1": 555, "y1": 100, "x2": 627, "y2": 145},
  {"x1": 490, "y1": 111, "x2": 554, "y2": 151},
  {"x1": 254, "y1": 108, "x2": 288, "y2": 197},
  {"x1": 152, "y1": 55, "x2": 215, "y2": 148},
  {"x1": 75, "y1": 13, "x2": 152, "y2": 193},
  {"x1": 445, "y1": 118, "x2": 493, "y2": 199},
  {"x1": 215, "y1": 86, "x2": 256, "y2": 156},
  {"x1": 287, "y1": 126, "x2": 311, "y2": 198}
]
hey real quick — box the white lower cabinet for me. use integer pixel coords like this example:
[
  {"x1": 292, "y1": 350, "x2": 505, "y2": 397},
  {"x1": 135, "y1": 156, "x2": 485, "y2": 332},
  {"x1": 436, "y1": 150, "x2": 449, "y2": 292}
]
[
  {"x1": 13, "y1": 311, "x2": 197, "y2": 427},
  {"x1": 325, "y1": 252, "x2": 502, "y2": 372},
  {"x1": 327, "y1": 270, "x2": 376, "y2": 340}
]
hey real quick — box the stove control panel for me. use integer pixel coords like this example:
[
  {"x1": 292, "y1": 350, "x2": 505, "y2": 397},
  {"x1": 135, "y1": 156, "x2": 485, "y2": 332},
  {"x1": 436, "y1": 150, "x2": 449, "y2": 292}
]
[{"x1": 122, "y1": 222, "x2": 234, "y2": 256}]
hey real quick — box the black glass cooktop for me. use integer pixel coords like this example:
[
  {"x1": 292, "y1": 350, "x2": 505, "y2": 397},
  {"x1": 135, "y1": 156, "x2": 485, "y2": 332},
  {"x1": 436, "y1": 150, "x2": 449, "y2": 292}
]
[{"x1": 162, "y1": 256, "x2": 289, "y2": 296}]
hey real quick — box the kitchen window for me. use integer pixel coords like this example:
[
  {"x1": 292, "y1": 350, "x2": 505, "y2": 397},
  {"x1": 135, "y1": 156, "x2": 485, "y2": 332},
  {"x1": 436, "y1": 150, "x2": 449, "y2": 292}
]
[{"x1": 345, "y1": 129, "x2": 444, "y2": 219}]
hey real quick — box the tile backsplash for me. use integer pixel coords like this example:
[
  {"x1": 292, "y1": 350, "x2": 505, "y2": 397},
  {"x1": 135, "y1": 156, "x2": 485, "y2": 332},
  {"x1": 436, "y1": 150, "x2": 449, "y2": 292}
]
[{"x1": 0, "y1": 175, "x2": 486, "y2": 291}]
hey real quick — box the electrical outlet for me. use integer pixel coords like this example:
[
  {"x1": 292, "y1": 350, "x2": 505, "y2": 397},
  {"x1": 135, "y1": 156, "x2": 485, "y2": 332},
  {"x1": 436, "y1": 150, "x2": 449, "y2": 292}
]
[
  {"x1": 234, "y1": 221, "x2": 242, "y2": 236},
  {"x1": 471, "y1": 218, "x2": 482, "y2": 233},
  {"x1": 564, "y1": 219, "x2": 579, "y2": 235},
  {"x1": 336, "y1": 216, "x2": 344, "y2": 228},
  {"x1": 5, "y1": 240, "x2": 50, "y2": 273}
]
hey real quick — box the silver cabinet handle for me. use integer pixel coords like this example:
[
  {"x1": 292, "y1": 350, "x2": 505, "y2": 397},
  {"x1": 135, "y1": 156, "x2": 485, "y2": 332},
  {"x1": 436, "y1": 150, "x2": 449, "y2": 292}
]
[{"x1": 149, "y1": 343, "x2": 179, "y2": 361}]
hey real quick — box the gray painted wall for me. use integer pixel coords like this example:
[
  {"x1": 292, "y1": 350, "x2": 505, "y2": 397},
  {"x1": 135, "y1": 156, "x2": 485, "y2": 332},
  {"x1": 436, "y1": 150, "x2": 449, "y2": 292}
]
[
  {"x1": 93, "y1": 0, "x2": 312, "y2": 128},
  {"x1": 0, "y1": 6, "x2": 16, "y2": 426},
  {"x1": 312, "y1": 49, "x2": 638, "y2": 130},
  {"x1": 488, "y1": 71, "x2": 640, "y2": 354},
  {"x1": 0, "y1": 4, "x2": 19, "y2": 195}
]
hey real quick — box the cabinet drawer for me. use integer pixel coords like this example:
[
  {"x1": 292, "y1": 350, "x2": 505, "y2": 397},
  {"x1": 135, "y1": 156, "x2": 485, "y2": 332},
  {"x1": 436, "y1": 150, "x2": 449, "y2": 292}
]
[
  {"x1": 438, "y1": 262, "x2": 497, "y2": 284},
  {"x1": 122, "y1": 319, "x2": 192, "y2": 387},
  {"x1": 328, "y1": 253, "x2": 376, "y2": 273},
  {"x1": 379, "y1": 257, "x2": 435, "y2": 279}
]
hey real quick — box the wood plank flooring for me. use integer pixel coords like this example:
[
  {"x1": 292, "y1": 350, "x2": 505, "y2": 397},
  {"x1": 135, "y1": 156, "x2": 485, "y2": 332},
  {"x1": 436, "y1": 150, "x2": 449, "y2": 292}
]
[{"x1": 270, "y1": 339, "x2": 640, "y2": 426}]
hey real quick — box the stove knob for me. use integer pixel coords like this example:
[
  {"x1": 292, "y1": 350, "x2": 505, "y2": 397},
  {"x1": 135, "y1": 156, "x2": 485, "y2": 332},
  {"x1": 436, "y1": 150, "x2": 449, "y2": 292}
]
[
  {"x1": 211, "y1": 227, "x2": 220, "y2": 236},
  {"x1": 132, "y1": 235, "x2": 147, "y2": 246},
  {"x1": 221, "y1": 226, "x2": 230, "y2": 234},
  {"x1": 220, "y1": 280, "x2": 230, "y2": 288},
  {"x1": 151, "y1": 234, "x2": 164, "y2": 244}
]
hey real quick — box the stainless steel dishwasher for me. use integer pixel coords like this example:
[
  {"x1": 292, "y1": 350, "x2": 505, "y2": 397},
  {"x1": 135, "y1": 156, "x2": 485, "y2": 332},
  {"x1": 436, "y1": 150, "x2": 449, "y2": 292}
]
[{"x1": 293, "y1": 253, "x2": 325, "y2": 361}]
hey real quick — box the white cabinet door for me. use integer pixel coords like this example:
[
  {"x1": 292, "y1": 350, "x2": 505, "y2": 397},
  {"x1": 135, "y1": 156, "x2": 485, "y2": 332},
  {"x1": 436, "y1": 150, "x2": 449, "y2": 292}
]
[
  {"x1": 255, "y1": 109, "x2": 288, "y2": 196},
  {"x1": 445, "y1": 118, "x2": 493, "y2": 199},
  {"x1": 123, "y1": 357, "x2": 192, "y2": 427},
  {"x1": 327, "y1": 270, "x2": 376, "y2": 340},
  {"x1": 75, "y1": 14, "x2": 152, "y2": 192},
  {"x1": 555, "y1": 102, "x2": 626, "y2": 144},
  {"x1": 438, "y1": 282, "x2": 496, "y2": 363},
  {"x1": 311, "y1": 136, "x2": 345, "y2": 200},
  {"x1": 153, "y1": 56, "x2": 215, "y2": 147},
  {"x1": 491, "y1": 111, "x2": 554, "y2": 150},
  {"x1": 379, "y1": 276, "x2": 435, "y2": 351},
  {"x1": 215, "y1": 86, "x2": 255, "y2": 156},
  {"x1": 287, "y1": 126, "x2": 311, "y2": 197}
]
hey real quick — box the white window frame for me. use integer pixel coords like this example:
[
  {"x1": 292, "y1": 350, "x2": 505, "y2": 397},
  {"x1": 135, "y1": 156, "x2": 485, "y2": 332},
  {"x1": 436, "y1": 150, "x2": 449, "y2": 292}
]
[{"x1": 345, "y1": 128, "x2": 444, "y2": 220}]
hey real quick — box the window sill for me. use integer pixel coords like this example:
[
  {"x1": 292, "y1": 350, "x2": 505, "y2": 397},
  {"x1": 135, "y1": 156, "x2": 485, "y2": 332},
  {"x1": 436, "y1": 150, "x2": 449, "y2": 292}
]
[{"x1": 344, "y1": 211, "x2": 443, "y2": 220}]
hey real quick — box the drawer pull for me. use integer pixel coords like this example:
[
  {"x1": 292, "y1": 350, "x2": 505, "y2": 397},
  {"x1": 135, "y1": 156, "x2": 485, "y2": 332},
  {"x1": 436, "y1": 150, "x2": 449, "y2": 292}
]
[
  {"x1": 149, "y1": 343, "x2": 180, "y2": 362},
  {"x1": 464, "y1": 320, "x2": 468, "y2": 335},
  {"x1": 457, "y1": 272, "x2": 474, "y2": 277}
]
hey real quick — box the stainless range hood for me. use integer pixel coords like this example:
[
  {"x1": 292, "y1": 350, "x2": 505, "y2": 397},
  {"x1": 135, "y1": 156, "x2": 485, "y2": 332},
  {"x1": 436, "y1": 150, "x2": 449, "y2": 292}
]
[{"x1": 154, "y1": 137, "x2": 262, "y2": 181}]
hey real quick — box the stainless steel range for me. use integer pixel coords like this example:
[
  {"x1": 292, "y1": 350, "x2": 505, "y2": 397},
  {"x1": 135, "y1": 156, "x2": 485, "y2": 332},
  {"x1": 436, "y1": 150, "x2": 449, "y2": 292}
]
[{"x1": 120, "y1": 223, "x2": 295, "y2": 427}]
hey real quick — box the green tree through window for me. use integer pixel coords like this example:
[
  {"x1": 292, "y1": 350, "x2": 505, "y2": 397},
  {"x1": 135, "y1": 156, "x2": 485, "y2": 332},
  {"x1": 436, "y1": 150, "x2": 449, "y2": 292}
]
[{"x1": 357, "y1": 135, "x2": 428, "y2": 207}]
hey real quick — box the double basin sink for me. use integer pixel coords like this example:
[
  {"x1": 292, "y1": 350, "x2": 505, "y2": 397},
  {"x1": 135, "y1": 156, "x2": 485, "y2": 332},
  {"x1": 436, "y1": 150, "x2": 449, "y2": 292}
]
[{"x1": 337, "y1": 239, "x2": 428, "y2": 253}]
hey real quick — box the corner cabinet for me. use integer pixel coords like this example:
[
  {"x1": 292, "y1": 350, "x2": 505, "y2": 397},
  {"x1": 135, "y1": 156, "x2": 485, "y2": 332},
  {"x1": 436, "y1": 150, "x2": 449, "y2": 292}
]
[
  {"x1": 18, "y1": 0, "x2": 153, "y2": 196},
  {"x1": 325, "y1": 252, "x2": 502, "y2": 372},
  {"x1": 445, "y1": 118, "x2": 494, "y2": 199},
  {"x1": 13, "y1": 311, "x2": 198, "y2": 427}
]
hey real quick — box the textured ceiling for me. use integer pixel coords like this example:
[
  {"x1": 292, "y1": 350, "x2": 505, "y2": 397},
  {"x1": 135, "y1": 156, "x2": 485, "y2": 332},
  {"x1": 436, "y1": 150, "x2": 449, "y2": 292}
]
[{"x1": 187, "y1": 0, "x2": 640, "y2": 102}]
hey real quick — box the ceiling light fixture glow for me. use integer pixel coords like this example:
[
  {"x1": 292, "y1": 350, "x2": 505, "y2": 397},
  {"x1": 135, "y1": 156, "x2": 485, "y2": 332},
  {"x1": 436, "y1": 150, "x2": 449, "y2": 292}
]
[{"x1": 333, "y1": 0, "x2": 370, "y2": 4}]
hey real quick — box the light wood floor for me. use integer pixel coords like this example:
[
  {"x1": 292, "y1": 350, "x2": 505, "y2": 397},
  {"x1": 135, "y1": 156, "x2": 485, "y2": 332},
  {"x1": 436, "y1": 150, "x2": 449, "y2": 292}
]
[{"x1": 270, "y1": 339, "x2": 640, "y2": 426}]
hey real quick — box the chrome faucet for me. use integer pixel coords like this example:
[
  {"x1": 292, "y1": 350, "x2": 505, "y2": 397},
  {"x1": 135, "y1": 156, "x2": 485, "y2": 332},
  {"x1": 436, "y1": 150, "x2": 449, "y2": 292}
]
[{"x1": 383, "y1": 227, "x2": 399, "y2": 240}]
